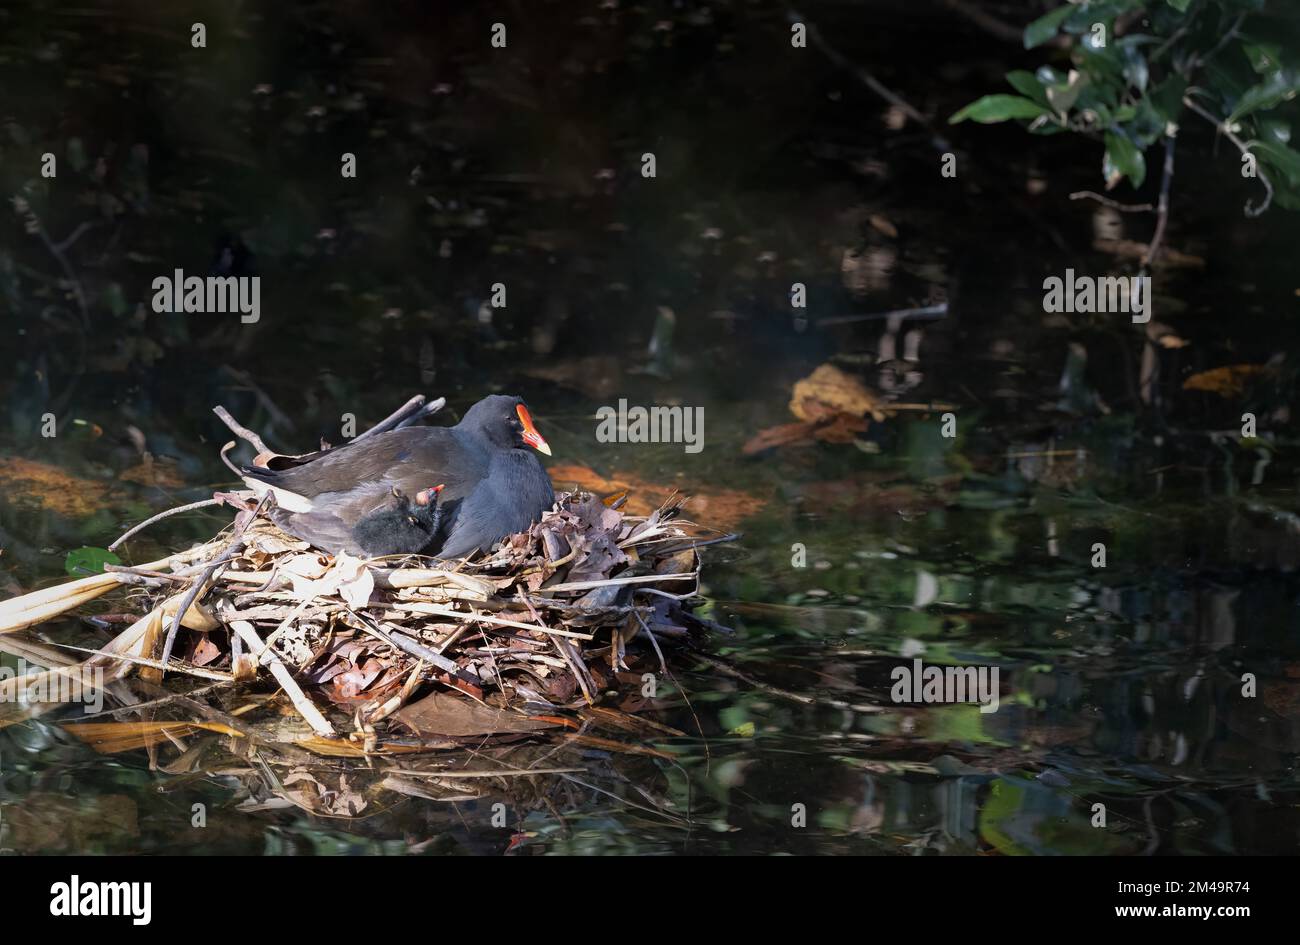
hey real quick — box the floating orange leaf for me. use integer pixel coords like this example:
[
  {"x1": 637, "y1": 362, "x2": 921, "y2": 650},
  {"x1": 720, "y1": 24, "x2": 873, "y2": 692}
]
[
  {"x1": 790, "y1": 363, "x2": 886, "y2": 422},
  {"x1": 547, "y1": 464, "x2": 764, "y2": 528},
  {"x1": 0, "y1": 457, "x2": 111, "y2": 517},
  {"x1": 1182, "y1": 364, "x2": 1266, "y2": 398}
]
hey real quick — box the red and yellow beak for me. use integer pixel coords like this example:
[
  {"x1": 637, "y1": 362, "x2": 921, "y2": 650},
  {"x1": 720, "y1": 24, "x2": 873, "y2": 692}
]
[
  {"x1": 414, "y1": 484, "x2": 445, "y2": 506},
  {"x1": 516, "y1": 404, "x2": 552, "y2": 456}
]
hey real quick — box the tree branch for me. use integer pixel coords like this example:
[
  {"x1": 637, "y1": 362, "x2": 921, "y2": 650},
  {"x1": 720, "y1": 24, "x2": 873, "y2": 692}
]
[
  {"x1": 1069, "y1": 191, "x2": 1155, "y2": 213},
  {"x1": 1183, "y1": 94, "x2": 1273, "y2": 217},
  {"x1": 1143, "y1": 135, "x2": 1177, "y2": 267},
  {"x1": 788, "y1": 9, "x2": 952, "y2": 153}
]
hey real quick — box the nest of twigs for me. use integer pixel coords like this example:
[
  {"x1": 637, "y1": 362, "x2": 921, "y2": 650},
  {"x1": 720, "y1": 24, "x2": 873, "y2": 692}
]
[{"x1": 0, "y1": 396, "x2": 733, "y2": 820}]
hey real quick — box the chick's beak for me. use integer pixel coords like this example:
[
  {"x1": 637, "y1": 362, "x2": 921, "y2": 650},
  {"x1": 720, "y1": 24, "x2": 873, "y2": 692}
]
[{"x1": 516, "y1": 404, "x2": 552, "y2": 456}]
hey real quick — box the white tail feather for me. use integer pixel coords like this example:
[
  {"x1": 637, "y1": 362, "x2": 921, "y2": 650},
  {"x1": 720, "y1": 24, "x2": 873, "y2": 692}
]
[{"x1": 242, "y1": 477, "x2": 314, "y2": 513}]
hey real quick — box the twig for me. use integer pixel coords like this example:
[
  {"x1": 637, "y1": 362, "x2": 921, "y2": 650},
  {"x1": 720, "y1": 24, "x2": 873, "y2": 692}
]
[
  {"x1": 258, "y1": 598, "x2": 314, "y2": 654},
  {"x1": 435, "y1": 624, "x2": 472, "y2": 654},
  {"x1": 219, "y1": 441, "x2": 243, "y2": 476},
  {"x1": 228, "y1": 619, "x2": 335, "y2": 736},
  {"x1": 391, "y1": 602, "x2": 595, "y2": 640},
  {"x1": 352, "y1": 395, "x2": 425, "y2": 440},
  {"x1": 1136, "y1": 11, "x2": 1250, "y2": 272},
  {"x1": 540, "y1": 572, "x2": 697, "y2": 593},
  {"x1": 938, "y1": 0, "x2": 1027, "y2": 44},
  {"x1": 788, "y1": 9, "x2": 951, "y2": 153},
  {"x1": 477, "y1": 627, "x2": 504, "y2": 690},
  {"x1": 633, "y1": 608, "x2": 710, "y2": 776},
  {"x1": 159, "y1": 493, "x2": 264, "y2": 670},
  {"x1": 52, "y1": 221, "x2": 98, "y2": 254},
  {"x1": 685, "y1": 647, "x2": 883, "y2": 715},
  {"x1": 74, "y1": 680, "x2": 234, "y2": 721},
  {"x1": 354, "y1": 395, "x2": 447, "y2": 441},
  {"x1": 158, "y1": 542, "x2": 244, "y2": 669},
  {"x1": 553, "y1": 636, "x2": 596, "y2": 703},
  {"x1": 360, "y1": 617, "x2": 467, "y2": 678},
  {"x1": 632, "y1": 608, "x2": 667, "y2": 675},
  {"x1": 816, "y1": 303, "x2": 948, "y2": 328},
  {"x1": 13, "y1": 201, "x2": 92, "y2": 414},
  {"x1": 1188, "y1": 14, "x2": 1246, "y2": 73},
  {"x1": 104, "y1": 560, "x2": 218, "y2": 580},
  {"x1": 1069, "y1": 191, "x2": 1154, "y2": 213},
  {"x1": 213, "y1": 405, "x2": 272, "y2": 455},
  {"x1": 108, "y1": 498, "x2": 224, "y2": 551},
  {"x1": 220, "y1": 365, "x2": 296, "y2": 434},
  {"x1": 52, "y1": 643, "x2": 234, "y2": 682},
  {"x1": 1183, "y1": 94, "x2": 1273, "y2": 217},
  {"x1": 513, "y1": 587, "x2": 595, "y2": 702},
  {"x1": 1143, "y1": 135, "x2": 1177, "y2": 267},
  {"x1": 637, "y1": 587, "x2": 701, "y2": 603},
  {"x1": 394, "y1": 398, "x2": 447, "y2": 429},
  {"x1": 514, "y1": 588, "x2": 547, "y2": 627},
  {"x1": 98, "y1": 571, "x2": 171, "y2": 589},
  {"x1": 392, "y1": 767, "x2": 585, "y2": 779},
  {"x1": 1150, "y1": 21, "x2": 1192, "y2": 65},
  {"x1": 19, "y1": 203, "x2": 90, "y2": 331},
  {"x1": 559, "y1": 773, "x2": 690, "y2": 826}
]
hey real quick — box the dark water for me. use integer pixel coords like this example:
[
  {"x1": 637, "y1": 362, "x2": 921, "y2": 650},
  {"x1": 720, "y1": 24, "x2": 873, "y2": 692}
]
[{"x1": 2, "y1": 1, "x2": 1299, "y2": 854}]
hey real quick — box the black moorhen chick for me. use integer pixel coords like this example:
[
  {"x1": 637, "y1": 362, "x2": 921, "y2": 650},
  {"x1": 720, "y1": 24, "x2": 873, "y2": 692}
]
[
  {"x1": 351, "y1": 485, "x2": 445, "y2": 557},
  {"x1": 240, "y1": 394, "x2": 554, "y2": 558}
]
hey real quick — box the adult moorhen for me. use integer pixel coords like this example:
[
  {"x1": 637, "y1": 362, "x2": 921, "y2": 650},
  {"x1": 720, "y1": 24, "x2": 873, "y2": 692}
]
[{"x1": 240, "y1": 394, "x2": 555, "y2": 558}]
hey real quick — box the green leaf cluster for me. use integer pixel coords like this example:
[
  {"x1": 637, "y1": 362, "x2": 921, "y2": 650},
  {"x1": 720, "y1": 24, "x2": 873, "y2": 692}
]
[{"x1": 952, "y1": 1, "x2": 1300, "y2": 208}]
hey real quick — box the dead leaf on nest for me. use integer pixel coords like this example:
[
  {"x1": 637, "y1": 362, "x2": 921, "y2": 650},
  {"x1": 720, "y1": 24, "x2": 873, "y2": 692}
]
[
  {"x1": 1183, "y1": 364, "x2": 1266, "y2": 398},
  {"x1": 280, "y1": 552, "x2": 330, "y2": 584},
  {"x1": 251, "y1": 533, "x2": 310, "y2": 556},
  {"x1": 280, "y1": 768, "x2": 368, "y2": 816},
  {"x1": 282, "y1": 551, "x2": 373, "y2": 607},
  {"x1": 335, "y1": 657, "x2": 387, "y2": 699},
  {"x1": 295, "y1": 736, "x2": 439, "y2": 756},
  {"x1": 63, "y1": 720, "x2": 244, "y2": 752},
  {"x1": 184, "y1": 633, "x2": 223, "y2": 667},
  {"x1": 394, "y1": 692, "x2": 560, "y2": 737}
]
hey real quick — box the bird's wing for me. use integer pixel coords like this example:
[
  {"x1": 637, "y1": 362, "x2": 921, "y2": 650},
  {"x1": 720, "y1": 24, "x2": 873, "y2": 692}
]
[
  {"x1": 241, "y1": 427, "x2": 483, "y2": 506},
  {"x1": 267, "y1": 507, "x2": 362, "y2": 555}
]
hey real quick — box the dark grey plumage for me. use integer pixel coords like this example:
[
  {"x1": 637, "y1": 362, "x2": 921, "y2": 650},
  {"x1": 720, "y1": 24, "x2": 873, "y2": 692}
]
[{"x1": 240, "y1": 394, "x2": 554, "y2": 558}]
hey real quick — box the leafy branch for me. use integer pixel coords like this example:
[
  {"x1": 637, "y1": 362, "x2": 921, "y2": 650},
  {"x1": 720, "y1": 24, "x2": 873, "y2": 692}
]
[{"x1": 949, "y1": 0, "x2": 1300, "y2": 261}]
